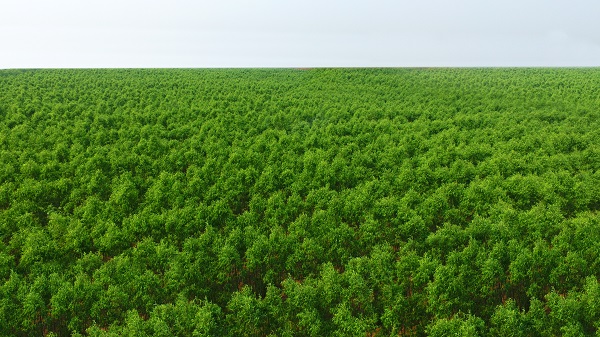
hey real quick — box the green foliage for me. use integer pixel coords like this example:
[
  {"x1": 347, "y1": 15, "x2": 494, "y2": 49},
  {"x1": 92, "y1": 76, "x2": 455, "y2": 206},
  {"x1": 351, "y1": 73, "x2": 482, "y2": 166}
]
[
  {"x1": 427, "y1": 313, "x2": 485, "y2": 337},
  {"x1": 1, "y1": 68, "x2": 600, "y2": 335}
]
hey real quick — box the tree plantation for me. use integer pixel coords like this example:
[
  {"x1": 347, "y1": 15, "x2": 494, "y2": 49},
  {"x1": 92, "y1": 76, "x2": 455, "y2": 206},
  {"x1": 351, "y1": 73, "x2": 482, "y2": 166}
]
[{"x1": 1, "y1": 68, "x2": 600, "y2": 336}]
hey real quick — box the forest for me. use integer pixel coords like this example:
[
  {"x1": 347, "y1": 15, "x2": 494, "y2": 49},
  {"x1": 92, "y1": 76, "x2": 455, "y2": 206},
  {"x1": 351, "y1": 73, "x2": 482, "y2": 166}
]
[{"x1": 1, "y1": 68, "x2": 600, "y2": 336}]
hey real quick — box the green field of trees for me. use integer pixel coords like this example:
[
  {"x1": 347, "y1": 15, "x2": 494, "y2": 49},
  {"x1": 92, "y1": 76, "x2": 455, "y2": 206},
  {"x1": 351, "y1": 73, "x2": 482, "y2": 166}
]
[{"x1": 1, "y1": 68, "x2": 600, "y2": 336}]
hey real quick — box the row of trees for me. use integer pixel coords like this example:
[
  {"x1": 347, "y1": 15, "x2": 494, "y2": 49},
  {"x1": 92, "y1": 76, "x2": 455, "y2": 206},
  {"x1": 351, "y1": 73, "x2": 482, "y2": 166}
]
[{"x1": 1, "y1": 68, "x2": 600, "y2": 335}]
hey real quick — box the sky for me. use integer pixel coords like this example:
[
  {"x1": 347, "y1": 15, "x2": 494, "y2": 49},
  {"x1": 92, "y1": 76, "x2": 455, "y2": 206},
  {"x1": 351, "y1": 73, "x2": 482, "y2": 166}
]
[{"x1": 1, "y1": 0, "x2": 599, "y2": 68}]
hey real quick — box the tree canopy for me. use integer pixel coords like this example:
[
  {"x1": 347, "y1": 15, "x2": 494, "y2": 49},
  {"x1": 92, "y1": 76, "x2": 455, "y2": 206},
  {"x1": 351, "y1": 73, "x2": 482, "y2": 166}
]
[{"x1": 1, "y1": 68, "x2": 600, "y2": 336}]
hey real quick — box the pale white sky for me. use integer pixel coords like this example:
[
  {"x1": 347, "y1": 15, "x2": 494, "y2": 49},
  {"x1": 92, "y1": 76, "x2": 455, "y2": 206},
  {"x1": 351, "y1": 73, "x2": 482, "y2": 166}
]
[{"x1": 1, "y1": 0, "x2": 599, "y2": 68}]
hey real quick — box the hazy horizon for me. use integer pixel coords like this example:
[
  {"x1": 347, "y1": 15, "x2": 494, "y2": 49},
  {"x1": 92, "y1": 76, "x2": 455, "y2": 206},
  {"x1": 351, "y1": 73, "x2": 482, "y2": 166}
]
[{"x1": 2, "y1": 0, "x2": 599, "y2": 68}]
